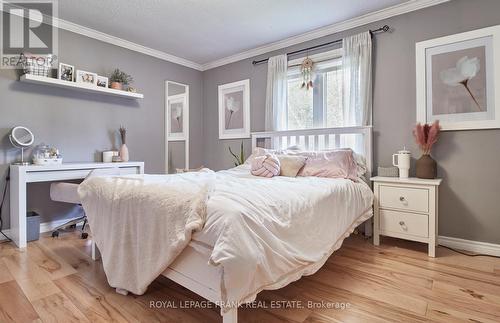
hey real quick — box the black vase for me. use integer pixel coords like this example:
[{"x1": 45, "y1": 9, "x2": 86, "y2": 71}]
[{"x1": 416, "y1": 154, "x2": 437, "y2": 179}]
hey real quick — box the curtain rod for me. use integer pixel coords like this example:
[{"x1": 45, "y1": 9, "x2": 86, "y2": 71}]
[{"x1": 252, "y1": 25, "x2": 390, "y2": 66}]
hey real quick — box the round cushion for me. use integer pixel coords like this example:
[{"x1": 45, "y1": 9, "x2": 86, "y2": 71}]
[{"x1": 251, "y1": 153, "x2": 280, "y2": 178}]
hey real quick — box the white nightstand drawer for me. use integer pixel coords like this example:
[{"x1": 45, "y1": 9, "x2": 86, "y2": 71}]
[
  {"x1": 380, "y1": 209, "x2": 428, "y2": 238},
  {"x1": 379, "y1": 185, "x2": 429, "y2": 213}
]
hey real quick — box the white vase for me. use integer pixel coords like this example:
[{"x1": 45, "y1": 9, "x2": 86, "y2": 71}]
[{"x1": 119, "y1": 144, "x2": 129, "y2": 162}]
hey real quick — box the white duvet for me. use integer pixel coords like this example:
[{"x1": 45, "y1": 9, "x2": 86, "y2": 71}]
[
  {"x1": 79, "y1": 165, "x2": 373, "y2": 311},
  {"x1": 195, "y1": 165, "x2": 373, "y2": 310}
]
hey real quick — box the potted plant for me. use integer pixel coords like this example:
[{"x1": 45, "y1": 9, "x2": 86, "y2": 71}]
[
  {"x1": 413, "y1": 120, "x2": 441, "y2": 179},
  {"x1": 229, "y1": 141, "x2": 245, "y2": 166},
  {"x1": 109, "y1": 68, "x2": 133, "y2": 90}
]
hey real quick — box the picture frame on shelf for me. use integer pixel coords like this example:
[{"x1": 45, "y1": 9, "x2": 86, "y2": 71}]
[
  {"x1": 76, "y1": 70, "x2": 97, "y2": 86},
  {"x1": 58, "y1": 63, "x2": 74, "y2": 82},
  {"x1": 218, "y1": 79, "x2": 250, "y2": 139},
  {"x1": 97, "y1": 75, "x2": 109, "y2": 88},
  {"x1": 416, "y1": 25, "x2": 500, "y2": 130}
]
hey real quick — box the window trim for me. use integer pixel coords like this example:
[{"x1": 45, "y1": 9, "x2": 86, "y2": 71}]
[
  {"x1": 287, "y1": 48, "x2": 343, "y2": 67},
  {"x1": 286, "y1": 48, "x2": 343, "y2": 130}
]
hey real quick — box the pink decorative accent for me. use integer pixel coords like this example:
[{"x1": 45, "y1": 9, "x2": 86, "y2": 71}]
[
  {"x1": 413, "y1": 120, "x2": 441, "y2": 155},
  {"x1": 251, "y1": 153, "x2": 280, "y2": 178},
  {"x1": 297, "y1": 150, "x2": 358, "y2": 181}
]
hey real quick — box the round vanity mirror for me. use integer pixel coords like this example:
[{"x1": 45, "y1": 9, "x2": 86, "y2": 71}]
[{"x1": 9, "y1": 126, "x2": 35, "y2": 165}]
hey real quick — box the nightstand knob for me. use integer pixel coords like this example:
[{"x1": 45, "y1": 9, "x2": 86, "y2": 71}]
[{"x1": 399, "y1": 196, "x2": 406, "y2": 202}]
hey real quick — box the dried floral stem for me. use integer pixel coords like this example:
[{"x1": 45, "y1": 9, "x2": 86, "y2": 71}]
[
  {"x1": 413, "y1": 120, "x2": 440, "y2": 155},
  {"x1": 119, "y1": 126, "x2": 127, "y2": 145}
]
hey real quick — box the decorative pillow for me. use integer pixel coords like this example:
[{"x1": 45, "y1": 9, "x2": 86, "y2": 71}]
[
  {"x1": 297, "y1": 150, "x2": 358, "y2": 181},
  {"x1": 244, "y1": 146, "x2": 301, "y2": 165},
  {"x1": 277, "y1": 155, "x2": 307, "y2": 177},
  {"x1": 251, "y1": 154, "x2": 280, "y2": 178}
]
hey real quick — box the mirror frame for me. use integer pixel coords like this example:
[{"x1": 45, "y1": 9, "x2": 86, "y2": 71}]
[
  {"x1": 165, "y1": 81, "x2": 189, "y2": 174},
  {"x1": 10, "y1": 126, "x2": 35, "y2": 147}
]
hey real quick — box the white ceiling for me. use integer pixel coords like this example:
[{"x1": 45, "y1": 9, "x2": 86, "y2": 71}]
[{"x1": 59, "y1": 0, "x2": 409, "y2": 66}]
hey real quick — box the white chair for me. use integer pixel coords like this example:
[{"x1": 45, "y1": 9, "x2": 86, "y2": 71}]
[
  {"x1": 50, "y1": 182, "x2": 88, "y2": 238},
  {"x1": 49, "y1": 167, "x2": 120, "y2": 239}
]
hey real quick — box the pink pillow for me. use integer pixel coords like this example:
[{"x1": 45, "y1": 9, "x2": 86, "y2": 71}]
[
  {"x1": 297, "y1": 150, "x2": 358, "y2": 181},
  {"x1": 251, "y1": 154, "x2": 280, "y2": 178}
]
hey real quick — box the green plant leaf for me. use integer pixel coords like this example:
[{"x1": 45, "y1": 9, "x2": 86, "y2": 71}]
[{"x1": 239, "y1": 141, "x2": 244, "y2": 164}]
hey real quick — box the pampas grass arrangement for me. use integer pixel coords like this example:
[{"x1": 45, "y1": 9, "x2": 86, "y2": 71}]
[
  {"x1": 413, "y1": 120, "x2": 441, "y2": 155},
  {"x1": 413, "y1": 120, "x2": 441, "y2": 179}
]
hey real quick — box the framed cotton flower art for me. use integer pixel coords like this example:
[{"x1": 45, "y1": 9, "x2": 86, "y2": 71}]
[
  {"x1": 416, "y1": 25, "x2": 500, "y2": 130},
  {"x1": 167, "y1": 93, "x2": 188, "y2": 141},
  {"x1": 218, "y1": 79, "x2": 250, "y2": 139}
]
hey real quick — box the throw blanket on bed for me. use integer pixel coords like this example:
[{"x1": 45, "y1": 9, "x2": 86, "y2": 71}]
[{"x1": 78, "y1": 170, "x2": 216, "y2": 295}]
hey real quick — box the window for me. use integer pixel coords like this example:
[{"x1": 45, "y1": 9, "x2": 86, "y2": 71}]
[{"x1": 286, "y1": 51, "x2": 343, "y2": 130}]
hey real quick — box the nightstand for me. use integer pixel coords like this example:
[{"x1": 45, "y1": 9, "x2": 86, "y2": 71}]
[{"x1": 371, "y1": 176, "x2": 442, "y2": 257}]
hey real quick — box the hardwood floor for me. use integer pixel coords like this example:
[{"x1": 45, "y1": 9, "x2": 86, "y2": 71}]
[{"x1": 0, "y1": 231, "x2": 499, "y2": 323}]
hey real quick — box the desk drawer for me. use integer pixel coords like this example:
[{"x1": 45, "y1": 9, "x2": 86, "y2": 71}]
[
  {"x1": 380, "y1": 209, "x2": 428, "y2": 238},
  {"x1": 119, "y1": 167, "x2": 140, "y2": 175},
  {"x1": 379, "y1": 185, "x2": 428, "y2": 213}
]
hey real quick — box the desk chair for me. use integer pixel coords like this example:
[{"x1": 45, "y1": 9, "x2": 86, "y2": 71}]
[{"x1": 49, "y1": 167, "x2": 120, "y2": 239}]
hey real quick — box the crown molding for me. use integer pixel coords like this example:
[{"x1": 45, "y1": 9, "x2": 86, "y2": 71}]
[
  {"x1": 201, "y1": 0, "x2": 450, "y2": 71},
  {"x1": 0, "y1": 1, "x2": 203, "y2": 71},
  {"x1": 56, "y1": 18, "x2": 204, "y2": 71},
  {"x1": 1, "y1": 0, "x2": 449, "y2": 72}
]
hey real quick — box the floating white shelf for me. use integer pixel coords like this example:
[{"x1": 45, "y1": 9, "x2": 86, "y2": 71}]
[{"x1": 20, "y1": 74, "x2": 144, "y2": 99}]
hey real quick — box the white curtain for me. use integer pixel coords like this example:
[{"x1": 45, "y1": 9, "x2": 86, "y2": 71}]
[
  {"x1": 265, "y1": 54, "x2": 288, "y2": 131},
  {"x1": 342, "y1": 32, "x2": 372, "y2": 127}
]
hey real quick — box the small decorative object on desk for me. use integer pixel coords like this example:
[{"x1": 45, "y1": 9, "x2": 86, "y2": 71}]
[
  {"x1": 33, "y1": 145, "x2": 63, "y2": 165},
  {"x1": 392, "y1": 148, "x2": 411, "y2": 178},
  {"x1": 119, "y1": 126, "x2": 129, "y2": 162},
  {"x1": 109, "y1": 68, "x2": 133, "y2": 91},
  {"x1": 413, "y1": 120, "x2": 441, "y2": 179},
  {"x1": 228, "y1": 141, "x2": 245, "y2": 166},
  {"x1": 102, "y1": 150, "x2": 118, "y2": 163},
  {"x1": 377, "y1": 166, "x2": 399, "y2": 177}
]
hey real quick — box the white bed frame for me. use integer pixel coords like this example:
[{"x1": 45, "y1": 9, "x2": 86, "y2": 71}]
[
  {"x1": 251, "y1": 126, "x2": 373, "y2": 178},
  {"x1": 93, "y1": 126, "x2": 373, "y2": 323}
]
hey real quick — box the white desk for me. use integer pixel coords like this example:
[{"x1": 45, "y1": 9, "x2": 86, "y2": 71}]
[{"x1": 9, "y1": 162, "x2": 144, "y2": 248}]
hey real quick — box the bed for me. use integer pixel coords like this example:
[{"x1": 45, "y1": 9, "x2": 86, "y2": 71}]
[{"x1": 89, "y1": 126, "x2": 373, "y2": 323}]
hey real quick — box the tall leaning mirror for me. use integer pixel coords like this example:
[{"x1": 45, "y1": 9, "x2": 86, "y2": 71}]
[{"x1": 165, "y1": 81, "x2": 189, "y2": 173}]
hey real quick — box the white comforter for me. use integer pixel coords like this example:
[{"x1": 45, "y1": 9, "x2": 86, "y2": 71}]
[
  {"x1": 79, "y1": 165, "x2": 373, "y2": 311},
  {"x1": 195, "y1": 165, "x2": 373, "y2": 310},
  {"x1": 78, "y1": 170, "x2": 215, "y2": 295}
]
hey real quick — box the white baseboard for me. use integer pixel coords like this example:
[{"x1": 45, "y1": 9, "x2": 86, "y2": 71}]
[
  {"x1": 0, "y1": 218, "x2": 84, "y2": 241},
  {"x1": 438, "y1": 236, "x2": 500, "y2": 257}
]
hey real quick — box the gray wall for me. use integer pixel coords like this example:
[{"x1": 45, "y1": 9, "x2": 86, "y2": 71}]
[
  {"x1": 202, "y1": 0, "x2": 500, "y2": 244},
  {"x1": 0, "y1": 28, "x2": 203, "y2": 228}
]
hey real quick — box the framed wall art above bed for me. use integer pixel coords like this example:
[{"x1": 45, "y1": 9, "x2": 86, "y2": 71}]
[
  {"x1": 416, "y1": 25, "x2": 500, "y2": 130},
  {"x1": 218, "y1": 79, "x2": 250, "y2": 139}
]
